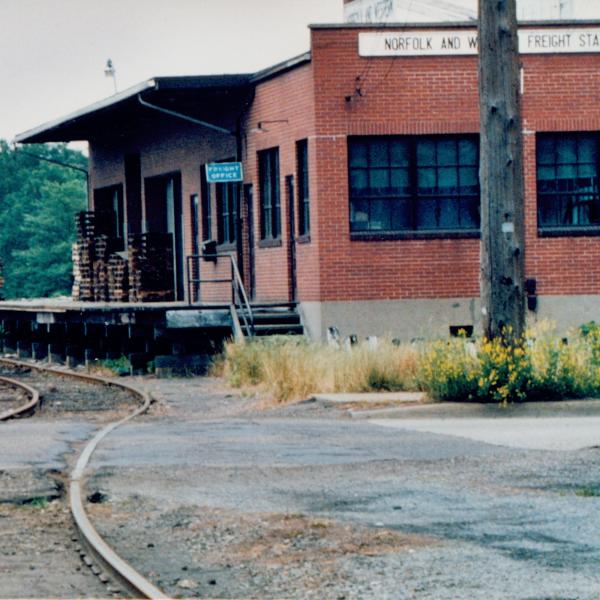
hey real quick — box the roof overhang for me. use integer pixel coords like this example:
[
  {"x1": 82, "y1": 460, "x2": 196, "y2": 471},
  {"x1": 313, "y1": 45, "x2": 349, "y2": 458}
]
[{"x1": 14, "y1": 74, "x2": 253, "y2": 144}]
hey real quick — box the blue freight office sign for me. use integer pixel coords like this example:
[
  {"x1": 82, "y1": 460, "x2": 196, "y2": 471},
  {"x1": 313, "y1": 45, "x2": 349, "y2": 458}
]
[{"x1": 205, "y1": 162, "x2": 243, "y2": 183}]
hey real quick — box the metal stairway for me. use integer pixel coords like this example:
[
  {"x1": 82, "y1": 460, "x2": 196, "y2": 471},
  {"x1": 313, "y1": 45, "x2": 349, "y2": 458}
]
[
  {"x1": 186, "y1": 253, "x2": 303, "y2": 339},
  {"x1": 240, "y1": 302, "x2": 304, "y2": 337}
]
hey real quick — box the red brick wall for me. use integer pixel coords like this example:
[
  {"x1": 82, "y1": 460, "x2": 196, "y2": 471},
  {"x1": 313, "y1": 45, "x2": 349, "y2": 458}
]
[
  {"x1": 309, "y1": 25, "x2": 600, "y2": 302},
  {"x1": 522, "y1": 54, "x2": 600, "y2": 296},
  {"x1": 89, "y1": 144, "x2": 124, "y2": 205},
  {"x1": 89, "y1": 116, "x2": 237, "y2": 301},
  {"x1": 89, "y1": 74, "x2": 320, "y2": 304},
  {"x1": 88, "y1": 26, "x2": 600, "y2": 306},
  {"x1": 244, "y1": 63, "x2": 320, "y2": 302}
]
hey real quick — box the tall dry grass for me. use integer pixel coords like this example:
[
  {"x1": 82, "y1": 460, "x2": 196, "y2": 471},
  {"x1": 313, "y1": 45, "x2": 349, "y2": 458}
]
[
  {"x1": 219, "y1": 336, "x2": 420, "y2": 404},
  {"x1": 218, "y1": 321, "x2": 600, "y2": 405}
]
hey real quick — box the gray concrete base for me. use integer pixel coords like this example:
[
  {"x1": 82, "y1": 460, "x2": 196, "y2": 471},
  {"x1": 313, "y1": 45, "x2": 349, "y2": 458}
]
[
  {"x1": 300, "y1": 295, "x2": 600, "y2": 341},
  {"x1": 530, "y1": 295, "x2": 600, "y2": 333},
  {"x1": 300, "y1": 298, "x2": 481, "y2": 341}
]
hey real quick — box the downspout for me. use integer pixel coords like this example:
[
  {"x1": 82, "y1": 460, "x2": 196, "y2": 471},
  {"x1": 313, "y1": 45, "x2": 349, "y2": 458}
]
[
  {"x1": 137, "y1": 89, "x2": 253, "y2": 296},
  {"x1": 137, "y1": 94, "x2": 234, "y2": 136}
]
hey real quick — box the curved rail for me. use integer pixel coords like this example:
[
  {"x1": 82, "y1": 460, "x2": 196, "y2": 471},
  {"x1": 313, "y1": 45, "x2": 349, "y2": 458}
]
[
  {"x1": 0, "y1": 357, "x2": 168, "y2": 599},
  {"x1": 0, "y1": 375, "x2": 41, "y2": 421}
]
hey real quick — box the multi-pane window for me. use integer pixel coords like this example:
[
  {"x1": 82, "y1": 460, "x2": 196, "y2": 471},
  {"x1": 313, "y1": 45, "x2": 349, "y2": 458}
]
[
  {"x1": 349, "y1": 136, "x2": 479, "y2": 233},
  {"x1": 537, "y1": 133, "x2": 600, "y2": 229},
  {"x1": 217, "y1": 182, "x2": 238, "y2": 245},
  {"x1": 296, "y1": 139, "x2": 310, "y2": 236},
  {"x1": 200, "y1": 165, "x2": 212, "y2": 241},
  {"x1": 259, "y1": 147, "x2": 281, "y2": 240}
]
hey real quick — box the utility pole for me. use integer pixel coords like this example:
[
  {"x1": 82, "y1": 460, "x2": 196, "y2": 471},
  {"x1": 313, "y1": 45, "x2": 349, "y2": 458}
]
[{"x1": 478, "y1": 0, "x2": 526, "y2": 340}]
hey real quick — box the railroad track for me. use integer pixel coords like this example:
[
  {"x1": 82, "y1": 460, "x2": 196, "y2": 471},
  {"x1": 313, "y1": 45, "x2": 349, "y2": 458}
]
[
  {"x1": 0, "y1": 357, "x2": 169, "y2": 599},
  {"x1": 0, "y1": 375, "x2": 41, "y2": 420}
]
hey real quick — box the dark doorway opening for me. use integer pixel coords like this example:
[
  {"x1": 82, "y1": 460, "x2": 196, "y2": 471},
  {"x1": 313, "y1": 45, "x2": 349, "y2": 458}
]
[
  {"x1": 93, "y1": 183, "x2": 125, "y2": 250},
  {"x1": 144, "y1": 172, "x2": 184, "y2": 300}
]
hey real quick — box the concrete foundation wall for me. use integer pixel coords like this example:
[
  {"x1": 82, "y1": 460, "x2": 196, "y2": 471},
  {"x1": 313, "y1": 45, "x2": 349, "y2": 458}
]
[
  {"x1": 301, "y1": 298, "x2": 481, "y2": 341},
  {"x1": 301, "y1": 295, "x2": 600, "y2": 341},
  {"x1": 530, "y1": 296, "x2": 600, "y2": 334}
]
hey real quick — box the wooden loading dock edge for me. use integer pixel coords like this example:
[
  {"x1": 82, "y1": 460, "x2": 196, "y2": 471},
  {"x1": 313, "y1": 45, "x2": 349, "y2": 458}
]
[{"x1": 0, "y1": 299, "x2": 234, "y2": 376}]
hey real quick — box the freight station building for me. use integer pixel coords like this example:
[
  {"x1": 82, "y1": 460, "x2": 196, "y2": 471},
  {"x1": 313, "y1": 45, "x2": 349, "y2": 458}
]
[{"x1": 14, "y1": 19, "x2": 600, "y2": 342}]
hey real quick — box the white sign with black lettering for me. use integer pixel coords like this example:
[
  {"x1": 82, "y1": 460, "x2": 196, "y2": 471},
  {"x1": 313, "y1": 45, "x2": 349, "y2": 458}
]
[{"x1": 359, "y1": 28, "x2": 600, "y2": 57}]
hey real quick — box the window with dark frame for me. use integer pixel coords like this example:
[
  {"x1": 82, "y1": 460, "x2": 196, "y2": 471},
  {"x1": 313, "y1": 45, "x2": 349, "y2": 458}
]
[
  {"x1": 259, "y1": 147, "x2": 281, "y2": 240},
  {"x1": 348, "y1": 135, "x2": 480, "y2": 233},
  {"x1": 216, "y1": 182, "x2": 238, "y2": 245},
  {"x1": 536, "y1": 132, "x2": 600, "y2": 230},
  {"x1": 296, "y1": 139, "x2": 310, "y2": 237},
  {"x1": 200, "y1": 165, "x2": 212, "y2": 241}
]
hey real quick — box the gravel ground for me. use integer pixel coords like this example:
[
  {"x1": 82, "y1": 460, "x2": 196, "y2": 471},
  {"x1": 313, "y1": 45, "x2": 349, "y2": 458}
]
[
  {"x1": 88, "y1": 500, "x2": 431, "y2": 599},
  {"x1": 0, "y1": 362, "x2": 139, "y2": 599},
  {"x1": 4, "y1": 364, "x2": 600, "y2": 599},
  {"x1": 84, "y1": 376, "x2": 600, "y2": 600},
  {"x1": 0, "y1": 365, "x2": 135, "y2": 415},
  {"x1": 0, "y1": 469, "x2": 116, "y2": 599},
  {"x1": 0, "y1": 380, "x2": 30, "y2": 414}
]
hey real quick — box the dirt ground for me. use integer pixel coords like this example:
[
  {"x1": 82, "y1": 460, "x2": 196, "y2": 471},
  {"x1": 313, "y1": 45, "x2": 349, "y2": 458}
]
[
  {"x1": 4, "y1": 365, "x2": 600, "y2": 599},
  {"x1": 0, "y1": 470, "x2": 113, "y2": 599},
  {"x1": 88, "y1": 499, "x2": 433, "y2": 599},
  {"x1": 0, "y1": 363, "x2": 138, "y2": 599},
  {"x1": 84, "y1": 375, "x2": 600, "y2": 600},
  {"x1": 0, "y1": 365, "x2": 135, "y2": 415},
  {"x1": 0, "y1": 381, "x2": 30, "y2": 414}
]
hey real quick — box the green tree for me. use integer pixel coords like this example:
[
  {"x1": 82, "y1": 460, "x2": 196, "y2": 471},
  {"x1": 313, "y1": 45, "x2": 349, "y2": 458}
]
[{"x1": 0, "y1": 140, "x2": 87, "y2": 298}]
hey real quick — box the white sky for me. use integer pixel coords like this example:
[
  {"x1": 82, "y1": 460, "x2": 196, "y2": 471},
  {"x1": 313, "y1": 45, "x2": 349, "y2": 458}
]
[
  {"x1": 2, "y1": 0, "x2": 599, "y2": 143},
  {"x1": 0, "y1": 0, "x2": 342, "y2": 142}
]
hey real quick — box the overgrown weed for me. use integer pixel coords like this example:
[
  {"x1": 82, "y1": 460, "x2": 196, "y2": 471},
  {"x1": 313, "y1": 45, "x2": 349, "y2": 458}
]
[
  {"x1": 221, "y1": 336, "x2": 419, "y2": 404},
  {"x1": 220, "y1": 321, "x2": 600, "y2": 405}
]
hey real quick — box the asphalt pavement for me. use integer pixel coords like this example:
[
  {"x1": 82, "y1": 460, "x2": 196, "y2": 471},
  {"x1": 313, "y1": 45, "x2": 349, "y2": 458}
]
[
  {"x1": 4, "y1": 377, "x2": 600, "y2": 599},
  {"x1": 85, "y1": 380, "x2": 600, "y2": 599}
]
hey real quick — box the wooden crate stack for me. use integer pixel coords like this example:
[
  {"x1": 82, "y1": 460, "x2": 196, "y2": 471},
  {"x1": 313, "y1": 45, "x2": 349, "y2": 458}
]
[
  {"x1": 72, "y1": 212, "x2": 96, "y2": 301},
  {"x1": 108, "y1": 254, "x2": 129, "y2": 302},
  {"x1": 92, "y1": 234, "x2": 110, "y2": 302},
  {"x1": 72, "y1": 212, "x2": 175, "y2": 304},
  {"x1": 128, "y1": 233, "x2": 175, "y2": 302}
]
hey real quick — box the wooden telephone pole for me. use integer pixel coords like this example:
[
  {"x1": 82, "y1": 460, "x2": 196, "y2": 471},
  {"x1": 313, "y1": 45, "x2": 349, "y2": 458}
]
[{"x1": 478, "y1": 0, "x2": 526, "y2": 340}]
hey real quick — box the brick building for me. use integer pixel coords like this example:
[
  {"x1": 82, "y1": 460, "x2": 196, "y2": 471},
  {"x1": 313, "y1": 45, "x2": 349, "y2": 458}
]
[{"x1": 16, "y1": 20, "x2": 600, "y2": 340}]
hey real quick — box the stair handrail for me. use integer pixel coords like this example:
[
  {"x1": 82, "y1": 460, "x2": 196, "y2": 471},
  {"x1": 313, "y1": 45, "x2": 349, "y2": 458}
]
[
  {"x1": 186, "y1": 252, "x2": 254, "y2": 337},
  {"x1": 229, "y1": 255, "x2": 254, "y2": 337}
]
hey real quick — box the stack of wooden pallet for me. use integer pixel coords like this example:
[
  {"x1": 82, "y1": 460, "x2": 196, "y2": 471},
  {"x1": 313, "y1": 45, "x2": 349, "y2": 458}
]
[
  {"x1": 72, "y1": 212, "x2": 176, "y2": 303},
  {"x1": 92, "y1": 234, "x2": 109, "y2": 301},
  {"x1": 72, "y1": 212, "x2": 96, "y2": 301},
  {"x1": 108, "y1": 254, "x2": 129, "y2": 302},
  {"x1": 128, "y1": 233, "x2": 175, "y2": 302}
]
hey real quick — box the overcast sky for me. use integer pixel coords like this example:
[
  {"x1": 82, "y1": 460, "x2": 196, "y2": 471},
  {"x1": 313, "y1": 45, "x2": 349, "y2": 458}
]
[
  {"x1": 0, "y1": 0, "x2": 341, "y2": 142},
  {"x1": 2, "y1": 0, "x2": 599, "y2": 143}
]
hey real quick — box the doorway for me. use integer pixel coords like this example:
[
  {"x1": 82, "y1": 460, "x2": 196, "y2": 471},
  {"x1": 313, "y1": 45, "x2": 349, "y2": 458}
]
[{"x1": 144, "y1": 172, "x2": 184, "y2": 300}]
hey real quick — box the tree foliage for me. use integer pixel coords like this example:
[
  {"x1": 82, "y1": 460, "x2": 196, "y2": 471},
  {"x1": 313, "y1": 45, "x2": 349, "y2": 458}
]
[{"x1": 0, "y1": 140, "x2": 87, "y2": 298}]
